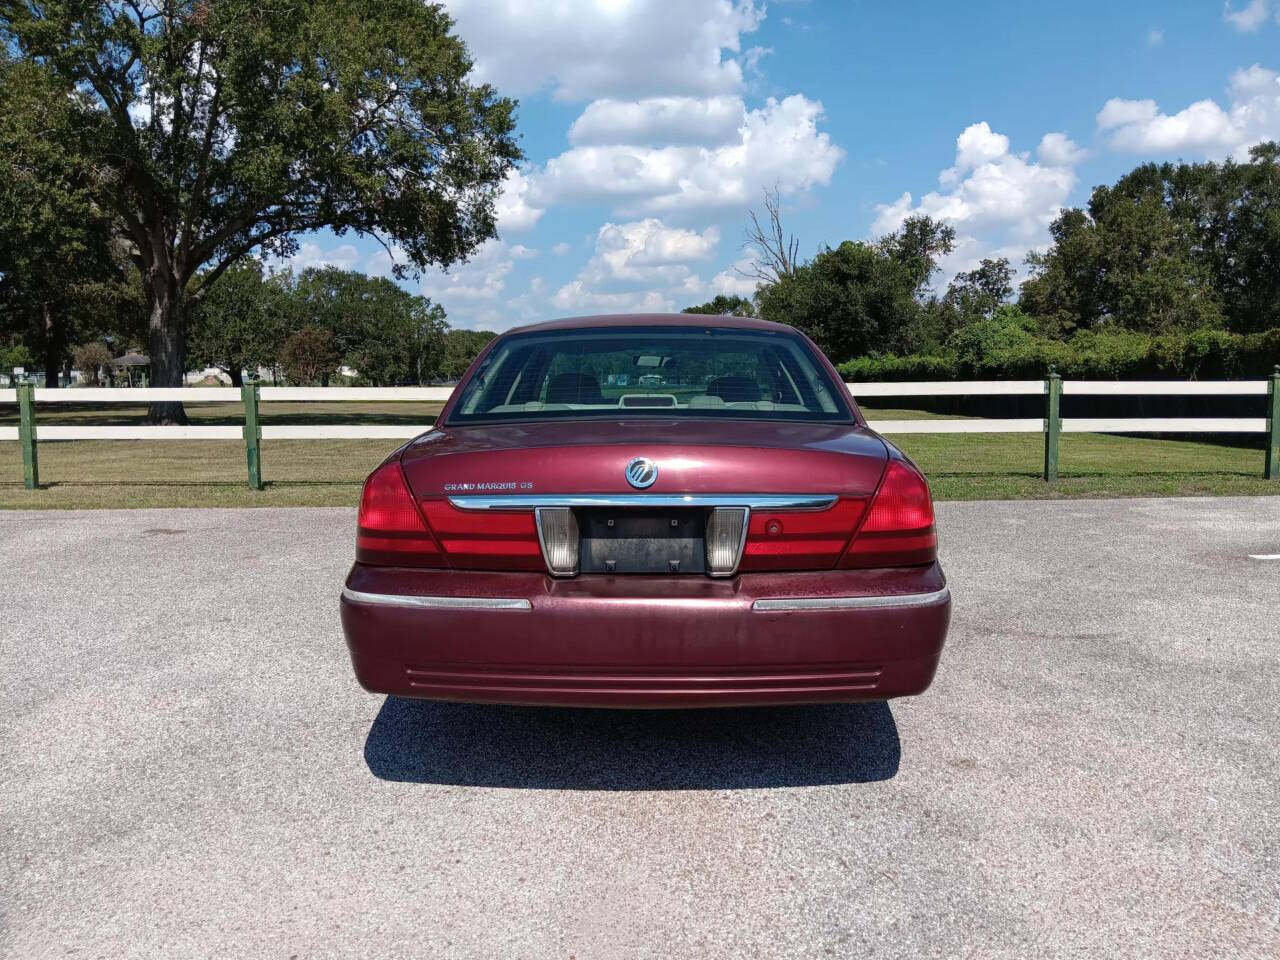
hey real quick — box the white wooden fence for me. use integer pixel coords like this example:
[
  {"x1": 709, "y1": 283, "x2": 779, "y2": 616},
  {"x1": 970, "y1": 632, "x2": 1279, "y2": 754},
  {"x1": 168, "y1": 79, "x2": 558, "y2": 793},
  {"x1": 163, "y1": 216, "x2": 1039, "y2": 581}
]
[
  {"x1": 0, "y1": 387, "x2": 453, "y2": 441},
  {"x1": 2, "y1": 380, "x2": 1272, "y2": 440},
  {"x1": 4, "y1": 378, "x2": 1279, "y2": 486},
  {"x1": 856, "y1": 379, "x2": 1270, "y2": 435}
]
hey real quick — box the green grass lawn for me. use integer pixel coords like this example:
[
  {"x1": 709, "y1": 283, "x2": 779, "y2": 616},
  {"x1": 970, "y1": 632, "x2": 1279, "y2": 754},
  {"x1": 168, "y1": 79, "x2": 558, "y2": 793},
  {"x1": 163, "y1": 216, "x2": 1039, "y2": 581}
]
[
  {"x1": 1, "y1": 400, "x2": 1275, "y2": 508},
  {"x1": 900, "y1": 432, "x2": 1275, "y2": 500}
]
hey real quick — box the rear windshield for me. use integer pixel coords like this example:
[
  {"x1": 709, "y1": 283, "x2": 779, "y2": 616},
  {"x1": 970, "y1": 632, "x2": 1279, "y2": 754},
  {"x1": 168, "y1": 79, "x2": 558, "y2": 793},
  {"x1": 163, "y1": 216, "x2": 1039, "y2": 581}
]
[{"x1": 447, "y1": 325, "x2": 851, "y2": 425}]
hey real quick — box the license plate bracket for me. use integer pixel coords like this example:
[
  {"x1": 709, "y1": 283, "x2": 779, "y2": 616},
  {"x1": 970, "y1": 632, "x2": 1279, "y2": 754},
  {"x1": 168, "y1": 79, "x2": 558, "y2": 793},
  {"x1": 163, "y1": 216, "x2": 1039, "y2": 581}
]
[{"x1": 577, "y1": 508, "x2": 706, "y2": 574}]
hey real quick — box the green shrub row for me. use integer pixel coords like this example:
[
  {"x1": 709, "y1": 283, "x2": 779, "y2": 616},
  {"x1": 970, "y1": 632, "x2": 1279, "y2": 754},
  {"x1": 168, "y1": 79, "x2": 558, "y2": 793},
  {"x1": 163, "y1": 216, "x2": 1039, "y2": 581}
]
[{"x1": 836, "y1": 326, "x2": 1280, "y2": 382}]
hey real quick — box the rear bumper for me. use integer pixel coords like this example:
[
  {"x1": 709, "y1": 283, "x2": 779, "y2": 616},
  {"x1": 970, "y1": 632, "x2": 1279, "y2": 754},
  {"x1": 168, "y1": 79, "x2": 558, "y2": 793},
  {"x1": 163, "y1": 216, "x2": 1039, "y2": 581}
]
[{"x1": 340, "y1": 563, "x2": 951, "y2": 708}]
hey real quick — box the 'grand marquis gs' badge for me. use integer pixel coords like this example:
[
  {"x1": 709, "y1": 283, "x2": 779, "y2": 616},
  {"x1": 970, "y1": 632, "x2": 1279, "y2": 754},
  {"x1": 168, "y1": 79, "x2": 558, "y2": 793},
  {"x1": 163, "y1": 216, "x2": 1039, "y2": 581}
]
[{"x1": 442, "y1": 481, "x2": 534, "y2": 492}]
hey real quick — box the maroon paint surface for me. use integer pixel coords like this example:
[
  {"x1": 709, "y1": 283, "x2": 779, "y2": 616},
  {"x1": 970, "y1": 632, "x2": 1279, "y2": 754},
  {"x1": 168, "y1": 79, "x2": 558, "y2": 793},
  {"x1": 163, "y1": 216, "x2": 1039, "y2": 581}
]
[
  {"x1": 400, "y1": 419, "x2": 890, "y2": 501},
  {"x1": 341, "y1": 314, "x2": 951, "y2": 708},
  {"x1": 342, "y1": 563, "x2": 949, "y2": 708}
]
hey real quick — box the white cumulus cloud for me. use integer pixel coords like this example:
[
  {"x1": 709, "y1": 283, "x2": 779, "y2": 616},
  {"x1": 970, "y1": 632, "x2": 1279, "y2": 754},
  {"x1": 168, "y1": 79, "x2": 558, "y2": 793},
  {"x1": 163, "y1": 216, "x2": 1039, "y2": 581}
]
[
  {"x1": 1037, "y1": 132, "x2": 1088, "y2": 167},
  {"x1": 569, "y1": 96, "x2": 746, "y2": 146},
  {"x1": 711, "y1": 261, "x2": 760, "y2": 298},
  {"x1": 552, "y1": 219, "x2": 721, "y2": 311},
  {"x1": 873, "y1": 122, "x2": 1078, "y2": 240},
  {"x1": 1097, "y1": 64, "x2": 1280, "y2": 158},
  {"x1": 551, "y1": 284, "x2": 676, "y2": 314},
  {"x1": 418, "y1": 239, "x2": 517, "y2": 304},
  {"x1": 871, "y1": 122, "x2": 1085, "y2": 293},
  {"x1": 944, "y1": 122, "x2": 1010, "y2": 183},
  {"x1": 536, "y1": 94, "x2": 843, "y2": 217},
  {"x1": 578, "y1": 218, "x2": 717, "y2": 285},
  {"x1": 1096, "y1": 98, "x2": 1160, "y2": 130},
  {"x1": 1223, "y1": 0, "x2": 1272, "y2": 33},
  {"x1": 285, "y1": 242, "x2": 362, "y2": 273},
  {"x1": 442, "y1": 0, "x2": 765, "y2": 101},
  {"x1": 494, "y1": 169, "x2": 544, "y2": 233}
]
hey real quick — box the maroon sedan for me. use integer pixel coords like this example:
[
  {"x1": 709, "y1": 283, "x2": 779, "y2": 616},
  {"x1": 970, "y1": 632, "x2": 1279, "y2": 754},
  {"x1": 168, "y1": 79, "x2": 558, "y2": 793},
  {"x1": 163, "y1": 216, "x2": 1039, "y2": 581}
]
[{"x1": 341, "y1": 314, "x2": 950, "y2": 707}]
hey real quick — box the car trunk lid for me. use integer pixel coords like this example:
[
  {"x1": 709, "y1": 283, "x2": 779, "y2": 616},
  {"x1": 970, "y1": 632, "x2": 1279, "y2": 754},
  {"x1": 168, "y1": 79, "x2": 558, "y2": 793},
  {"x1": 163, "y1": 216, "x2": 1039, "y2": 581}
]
[
  {"x1": 398, "y1": 419, "x2": 888, "y2": 499},
  {"x1": 395, "y1": 420, "x2": 891, "y2": 575}
]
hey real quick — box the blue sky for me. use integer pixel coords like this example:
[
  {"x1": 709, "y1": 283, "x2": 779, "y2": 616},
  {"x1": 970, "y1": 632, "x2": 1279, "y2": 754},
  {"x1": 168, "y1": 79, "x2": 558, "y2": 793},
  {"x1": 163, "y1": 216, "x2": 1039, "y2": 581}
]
[{"x1": 287, "y1": 1, "x2": 1280, "y2": 331}]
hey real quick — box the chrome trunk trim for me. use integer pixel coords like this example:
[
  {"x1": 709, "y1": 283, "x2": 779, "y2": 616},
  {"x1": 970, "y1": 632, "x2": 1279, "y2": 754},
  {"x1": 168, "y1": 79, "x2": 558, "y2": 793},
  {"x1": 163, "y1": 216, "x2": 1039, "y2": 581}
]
[
  {"x1": 447, "y1": 493, "x2": 838, "y2": 511},
  {"x1": 751, "y1": 586, "x2": 950, "y2": 612},
  {"x1": 341, "y1": 588, "x2": 532, "y2": 611}
]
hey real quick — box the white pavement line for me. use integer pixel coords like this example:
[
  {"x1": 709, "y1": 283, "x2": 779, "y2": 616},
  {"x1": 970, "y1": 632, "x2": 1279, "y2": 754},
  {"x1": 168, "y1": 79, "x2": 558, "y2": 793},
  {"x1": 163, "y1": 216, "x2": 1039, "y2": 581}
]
[{"x1": 1247, "y1": 554, "x2": 1280, "y2": 560}]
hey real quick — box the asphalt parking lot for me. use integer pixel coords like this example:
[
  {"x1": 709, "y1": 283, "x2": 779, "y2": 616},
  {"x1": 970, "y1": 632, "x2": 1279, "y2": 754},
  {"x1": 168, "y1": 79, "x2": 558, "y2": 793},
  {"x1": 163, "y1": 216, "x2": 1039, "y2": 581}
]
[{"x1": 2, "y1": 496, "x2": 1278, "y2": 959}]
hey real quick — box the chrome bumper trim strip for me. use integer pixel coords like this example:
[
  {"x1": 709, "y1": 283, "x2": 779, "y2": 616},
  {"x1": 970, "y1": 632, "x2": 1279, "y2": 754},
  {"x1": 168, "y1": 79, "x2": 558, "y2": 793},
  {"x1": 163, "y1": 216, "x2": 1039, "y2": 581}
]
[
  {"x1": 341, "y1": 588, "x2": 532, "y2": 611},
  {"x1": 751, "y1": 586, "x2": 950, "y2": 612},
  {"x1": 448, "y1": 493, "x2": 838, "y2": 511}
]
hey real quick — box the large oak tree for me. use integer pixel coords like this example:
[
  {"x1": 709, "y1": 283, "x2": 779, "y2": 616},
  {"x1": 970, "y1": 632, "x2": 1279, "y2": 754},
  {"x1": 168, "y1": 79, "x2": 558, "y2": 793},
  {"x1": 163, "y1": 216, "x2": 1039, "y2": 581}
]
[{"x1": 0, "y1": 1, "x2": 519, "y2": 419}]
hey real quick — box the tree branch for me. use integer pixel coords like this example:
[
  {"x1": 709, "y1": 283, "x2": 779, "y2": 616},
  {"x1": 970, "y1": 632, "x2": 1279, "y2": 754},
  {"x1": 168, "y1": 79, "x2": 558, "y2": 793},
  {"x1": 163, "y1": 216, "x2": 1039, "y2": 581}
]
[
  {"x1": 178, "y1": 67, "x2": 224, "y2": 270},
  {"x1": 737, "y1": 184, "x2": 799, "y2": 285},
  {"x1": 81, "y1": 58, "x2": 161, "y2": 228},
  {"x1": 188, "y1": 219, "x2": 323, "y2": 301}
]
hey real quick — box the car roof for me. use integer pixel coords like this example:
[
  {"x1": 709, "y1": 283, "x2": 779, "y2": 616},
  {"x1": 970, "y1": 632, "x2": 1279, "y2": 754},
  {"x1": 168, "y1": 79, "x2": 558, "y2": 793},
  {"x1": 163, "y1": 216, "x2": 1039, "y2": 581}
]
[{"x1": 503, "y1": 313, "x2": 797, "y2": 336}]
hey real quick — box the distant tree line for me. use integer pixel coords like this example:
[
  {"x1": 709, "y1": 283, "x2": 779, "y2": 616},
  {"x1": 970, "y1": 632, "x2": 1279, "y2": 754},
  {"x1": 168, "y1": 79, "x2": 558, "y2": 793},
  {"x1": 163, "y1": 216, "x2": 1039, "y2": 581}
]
[
  {"x1": 55, "y1": 259, "x2": 495, "y2": 387},
  {"x1": 186, "y1": 260, "x2": 496, "y2": 386},
  {"x1": 685, "y1": 144, "x2": 1280, "y2": 378}
]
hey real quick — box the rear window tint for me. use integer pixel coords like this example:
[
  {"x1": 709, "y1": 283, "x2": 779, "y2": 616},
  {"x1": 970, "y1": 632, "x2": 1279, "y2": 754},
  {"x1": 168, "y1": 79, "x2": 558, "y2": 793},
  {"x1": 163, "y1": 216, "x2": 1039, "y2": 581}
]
[{"x1": 448, "y1": 326, "x2": 851, "y2": 425}]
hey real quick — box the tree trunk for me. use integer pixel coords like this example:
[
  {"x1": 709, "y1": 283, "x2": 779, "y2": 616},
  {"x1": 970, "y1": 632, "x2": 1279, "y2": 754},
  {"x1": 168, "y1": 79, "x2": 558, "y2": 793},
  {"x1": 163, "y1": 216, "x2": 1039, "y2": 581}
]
[
  {"x1": 42, "y1": 304, "x2": 62, "y2": 388},
  {"x1": 229, "y1": 366, "x2": 244, "y2": 388},
  {"x1": 146, "y1": 271, "x2": 188, "y2": 424}
]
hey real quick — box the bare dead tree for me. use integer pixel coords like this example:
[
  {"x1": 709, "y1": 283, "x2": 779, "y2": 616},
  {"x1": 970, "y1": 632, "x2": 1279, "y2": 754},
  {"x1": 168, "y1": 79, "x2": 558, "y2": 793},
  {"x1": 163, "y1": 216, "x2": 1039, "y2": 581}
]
[{"x1": 736, "y1": 184, "x2": 799, "y2": 285}]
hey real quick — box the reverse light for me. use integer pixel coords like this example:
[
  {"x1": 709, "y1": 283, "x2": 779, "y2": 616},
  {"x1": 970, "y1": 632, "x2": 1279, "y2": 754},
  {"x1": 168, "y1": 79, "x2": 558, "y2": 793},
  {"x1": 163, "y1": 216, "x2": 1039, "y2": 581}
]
[
  {"x1": 536, "y1": 507, "x2": 580, "y2": 577},
  {"x1": 840, "y1": 460, "x2": 937, "y2": 569},
  {"x1": 355, "y1": 461, "x2": 444, "y2": 567},
  {"x1": 705, "y1": 507, "x2": 749, "y2": 577}
]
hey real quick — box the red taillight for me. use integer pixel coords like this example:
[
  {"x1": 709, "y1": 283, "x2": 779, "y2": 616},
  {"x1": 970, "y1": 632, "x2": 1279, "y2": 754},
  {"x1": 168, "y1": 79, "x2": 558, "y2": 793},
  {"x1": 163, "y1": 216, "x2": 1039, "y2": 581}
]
[
  {"x1": 739, "y1": 498, "x2": 868, "y2": 571},
  {"x1": 354, "y1": 467, "x2": 544, "y2": 571},
  {"x1": 356, "y1": 461, "x2": 445, "y2": 567},
  {"x1": 418, "y1": 500, "x2": 544, "y2": 571},
  {"x1": 840, "y1": 460, "x2": 937, "y2": 568}
]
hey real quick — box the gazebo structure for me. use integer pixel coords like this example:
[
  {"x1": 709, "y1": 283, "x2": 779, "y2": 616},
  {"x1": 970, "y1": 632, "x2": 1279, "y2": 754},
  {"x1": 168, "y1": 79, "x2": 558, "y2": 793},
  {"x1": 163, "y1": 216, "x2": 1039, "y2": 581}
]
[{"x1": 111, "y1": 352, "x2": 150, "y2": 387}]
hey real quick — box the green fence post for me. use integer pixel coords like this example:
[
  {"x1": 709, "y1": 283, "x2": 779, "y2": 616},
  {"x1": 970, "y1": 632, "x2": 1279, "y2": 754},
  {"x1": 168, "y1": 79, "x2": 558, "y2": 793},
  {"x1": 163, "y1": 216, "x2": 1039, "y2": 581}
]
[
  {"x1": 242, "y1": 377, "x2": 263, "y2": 490},
  {"x1": 1043, "y1": 366, "x2": 1061, "y2": 483},
  {"x1": 1266, "y1": 366, "x2": 1280, "y2": 481},
  {"x1": 17, "y1": 378, "x2": 39, "y2": 489}
]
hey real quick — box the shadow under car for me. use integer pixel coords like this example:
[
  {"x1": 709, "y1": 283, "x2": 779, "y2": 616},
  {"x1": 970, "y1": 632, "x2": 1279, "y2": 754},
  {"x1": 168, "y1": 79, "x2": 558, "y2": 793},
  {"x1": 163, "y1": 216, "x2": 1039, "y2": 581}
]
[{"x1": 364, "y1": 697, "x2": 901, "y2": 790}]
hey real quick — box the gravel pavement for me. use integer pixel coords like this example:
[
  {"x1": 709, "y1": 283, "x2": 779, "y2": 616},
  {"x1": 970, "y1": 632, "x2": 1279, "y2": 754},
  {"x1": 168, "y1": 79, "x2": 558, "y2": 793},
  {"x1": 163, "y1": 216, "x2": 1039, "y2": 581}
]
[{"x1": 2, "y1": 497, "x2": 1278, "y2": 959}]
